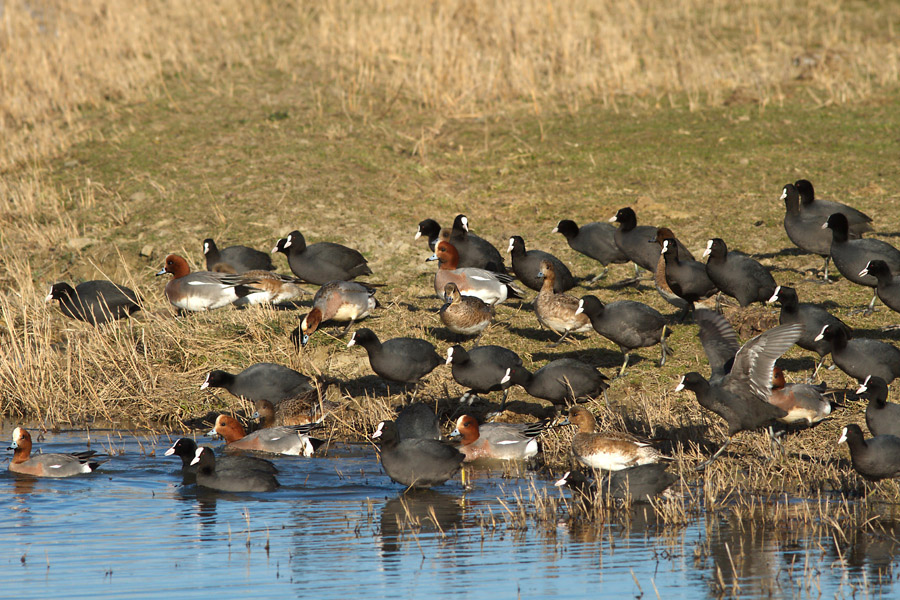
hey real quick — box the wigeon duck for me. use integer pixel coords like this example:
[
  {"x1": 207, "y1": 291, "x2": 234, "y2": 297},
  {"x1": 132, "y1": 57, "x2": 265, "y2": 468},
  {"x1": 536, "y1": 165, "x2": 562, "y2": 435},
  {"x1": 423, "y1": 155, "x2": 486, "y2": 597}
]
[
  {"x1": 555, "y1": 464, "x2": 676, "y2": 504},
  {"x1": 46, "y1": 280, "x2": 142, "y2": 326},
  {"x1": 552, "y1": 219, "x2": 628, "y2": 282},
  {"x1": 395, "y1": 403, "x2": 441, "y2": 441},
  {"x1": 156, "y1": 254, "x2": 255, "y2": 312},
  {"x1": 814, "y1": 324, "x2": 900, "y2": 385},
  {"x1": 515, "y1": 358, "x2": 609, "y2": 405},
  {"x1": 703, "y1": 238, "x2": 776, "y2": 308},
  {"x1": 676, "y1": 310, "x2": 802, "y2": 468},
  {"x1": 293, "y1": 280, "x2": 377, "y2": 347},
  {"x1": 372, "y1": 420, "x2": 464, "y2": 489},
  {"x1": 567, "y1": 407, "x2": 668, "y2": 471},
  {"x1": 273, "y1": 230, "x2": 371, "y2": 285},
  {"x1": 534, "y1": 260, "x2": 591, "y2": 346},
  {"x1": 190, "y1": 446, "x2": 280, "y2": 492},
  {"x1": 430, "y1": 241, "x2": 521, "y2": 306},
  {"x1": 252, "y1": 398, "x2": 319, "y2": 428},
  {"x1": 767, "y1": 367, "x2": 832, "y2": 426},
  {"x1": 438, "y1": 214, "x2": 507, "y2": 273},
  {"x1": 576, "y1": 295, "x2": 669, "y2": 376},
  {"x1": 446, "y1": 344, "x2": 526, "y2": 405},
  {"x1": 223, "y1": 270, "x2": 309, "y2": 305},
  {"x1": 838, "y1": 424, "x2": 900, "y2": 482},
  {"x1": 795, "y1": 179, "x2": 873, "y2": 235},
  {"x1": 859, "y1": 260, "x2": 900, "y2": 316},
  {"x1": 8, "y1": 427, "x2": 103, "y2": 477},
  {"x1": 780, "y1": 184, "x2": 835, "y2": 280},
  {"x1": 439, "y1": 282, "x2": 493, "y2": 343},
  {"x1": 767, "y1": 285, "x2": 851, "y2": 378},
  {"x1": 609, "y1": 207, "x2": 673, "y2": 274},
  {"x1": 203, "y1": 238, "x2": 274, "y2": 273},
  {"x1": 347, "y1": 328, "x2": 443, "y2": 384},
  {"x1": 165, "y1": 438, "x2": 278, "y2": 482},
  {"x1": 507, "y1": 235, "x2": 575, "y2": 292},
  {"x1": 451, "y1": 415, "x2": 549, "y2": 461},
  {"x1": 201, "y1": 363, "x2": 316, "y2": 403},
  {"x1": 661, "y1": 239, "x2": 717, "y2": 322},
  {"x1": 824, "y1": 213, "x2": 900, "y2": 312},
  {"x1": 209, "y1": 414, "x2": 322, "y2": 456},
  {"x1": 415, "y1": 218, "x2": 442, "y2": 252},
  {"x1": 860, "y1": 376, "x2": 900, "y2": 438}
]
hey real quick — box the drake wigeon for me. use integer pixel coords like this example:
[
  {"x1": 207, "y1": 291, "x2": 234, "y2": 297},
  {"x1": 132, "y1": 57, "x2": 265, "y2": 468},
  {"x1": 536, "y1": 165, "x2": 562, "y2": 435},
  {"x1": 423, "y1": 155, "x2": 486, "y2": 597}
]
[
  {"x1": 203, "y1": 238, "x2": 274, "y2": 273},
  {"x1": 859, "y1": 376, "x2": 900, "y2": 438},
  {"x1": 446, "y1": 344, "x2": 526, "y2": 406},
  {"x1": 534, "y1": 260, "x2": 591, "y2": 345},
  {"x1": 567, "y1": 407, "x2": 668, "y2": 471},
  {"x1": 507, "y1": 235, "x2": 575, "y2": 292},
  {"x1": 838, "y1": 424, "x2": 900, "y2": 482},
  {"x1": 675, "y1": 310, "x2": 802, "y2": 469},
  {"x1": 661, "y1": 239, "x2": 717, "y2": 322},
  {"x1": 859, "y1": 260, "x2": 900, "y2": 316},
  {"x1": 372, "y1": 420, "x2": 464, "y2": 489},
  {"x1": 702, "y1": 238, "x2": 776, "y2": 308},
  {"x1": 165, "y1": 438, "x2": 278, "y2": 482},
  {"x1": 767, "y1": 285, "x2": 851, "y2": 378},
  {"x1": 552, "y1": 219, "x2": 628, "y2": 282},
  {"x1": 575, "y1": 295, "x2": 669, "y2": 376},
  {"x1": 190, "y1": 446, "x2": 280, "y2": 492},
  {"x1": 46, "y1": 280, "x2": 142, "y2": 326},
  {"x1": 795, "y1": 179, "x2": 873, "y2": 235},
  {"x1": 347, "y1": 328, "x2": 443, "y2": 384},
  {"x1": 156, "y1": 254, "x2": 255, "y2": 311},
  {"x1": 437, "y1": 214, "x2": 506, "y2": 273},
  {"x1": 273, "y1": 230, "x2": 371, "y2": 285},
  {"x1": 555, "y1": 464, "x2": 676, "y2": 504},
  {"x1": 209, "y1": 414, "x2": 322, "y2": 456},
  {"x1": 767, "y1": 367, "x2": 832, "y2": 426},
  {"x1": 430, "y1": 241, "x2": 521, "y2": 306},
  {"x1": 439, "y1": 282, "x2": 493, "y2": 343},
  {"x1": 451, "y1": 415, "x2": 549, "y2": 461},
  {"x1": 201, "y1": 363, "x2": 317, "y2": 403},
  {"x1": 8, "y1": 427, "x2": 103, "y2": 477},
  {"x1": 515, "y1": 358, "x2": 609, "y2": 405},
  {"x1": 293, "y1": 280, "x2": 377, "y2": 347},
  {"x1": 814, "y1": 324, "x2": 900, "y2": 385}
]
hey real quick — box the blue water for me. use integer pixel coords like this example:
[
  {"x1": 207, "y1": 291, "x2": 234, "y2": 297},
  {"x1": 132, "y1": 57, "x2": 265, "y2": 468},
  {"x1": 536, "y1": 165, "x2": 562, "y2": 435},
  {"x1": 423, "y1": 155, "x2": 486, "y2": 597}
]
[{"x1": 1, "y1": 430, "x2": 898, "y2": 599}]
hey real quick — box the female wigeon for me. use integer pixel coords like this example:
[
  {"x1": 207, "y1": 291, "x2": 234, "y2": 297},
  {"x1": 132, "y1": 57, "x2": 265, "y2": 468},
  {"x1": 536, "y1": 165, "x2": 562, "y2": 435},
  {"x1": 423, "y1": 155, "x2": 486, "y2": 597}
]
[
  {"x1": 46, "y1": 280, "x2": 142, "y2": 326},
  {"x1": 552, "y1": 219, "x2": 628, "y2": 282},
  {"x1": 203, "y1": 238, "x2": 274, "y2": 273},
  {"x1": 767, "y1": 367, "x2": 832, "y2": 426},
  {"x1": 431, "y1": 241, "x2": 521, "y2": 306},
  {"x1": 165, "y1": 438, "x2": 278, "y2": 482},
  {"x1": 838, "y1": 424, "x2": 900, "y2": 482},
  {"x1": 222, "y1": 269, "x2": 309, "y2": 305},
  {"x1": 507, "y1": 235, "x2": 575, "y2": 292},
  {"x1": 438, "y1": 214, "x2": 506, "y2": 273},
  {"x1": 451, "y1": 415, "x2": 549, "y2": 461},
  {"x1": 575, "y1": 295, "x2": 669, "y2": 376},
  {"x1": 201, "y1": 363, "x2": 316, "y2": 403},
  {"x1": 294, "y1": 280, "x2": 377, "y2": 347},
  {"x1": 8, "y1": 427, "x2": 103, "y2": 477},
  {"x1": 156, "y1": 254, "x2": 255, "y2": 312},
  {"x1": 273, "y1": 230, "x2": 371, "y2": 285},
  {"x1": 347, "y1": 328, "x2": 443, "y2": 384},
  {"x1": 567, "y1": 407, "x2": 668, "y2": 471},
  {"x1": 534, "y1": 260, "x2": 591, "y2": 345},
  {"x1": 859, "y1": 375, "x2": 900, "y2": 438},
  {"x1": 439, "y1": 282, "x2": 493, "y2": 343},
  {"x1": 190, "y1": 446, "x2": 280, "y2": 492},
  {"x1": 372, "y1": 420, "x2": 464, "y2": 489},
  {"x1": 209, "y1": 414, "x2": 322, "y2": 456},
  {"x1": 252, "y1": 398, "x2": 318, "y2": 428}
]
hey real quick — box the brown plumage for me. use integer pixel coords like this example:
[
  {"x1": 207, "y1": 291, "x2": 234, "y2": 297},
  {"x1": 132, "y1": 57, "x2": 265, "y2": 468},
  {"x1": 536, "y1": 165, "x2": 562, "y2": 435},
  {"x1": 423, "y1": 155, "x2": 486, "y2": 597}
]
[
  {"x1": 567, "y1": 407, "x2": 667, "y2": 471},
  {"x1": 534, "y1": 260, "x2": 591, "y2": 346},
  {"x1": 439, "y1": 282, "x2": 493, "y2": 343}
]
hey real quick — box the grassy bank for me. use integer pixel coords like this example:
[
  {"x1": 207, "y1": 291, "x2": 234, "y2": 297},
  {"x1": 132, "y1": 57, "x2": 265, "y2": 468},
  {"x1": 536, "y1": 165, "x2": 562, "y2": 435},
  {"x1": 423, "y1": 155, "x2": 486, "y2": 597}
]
[{"x1": 2, "y1": 1, "x2": 900, "y2": 501}]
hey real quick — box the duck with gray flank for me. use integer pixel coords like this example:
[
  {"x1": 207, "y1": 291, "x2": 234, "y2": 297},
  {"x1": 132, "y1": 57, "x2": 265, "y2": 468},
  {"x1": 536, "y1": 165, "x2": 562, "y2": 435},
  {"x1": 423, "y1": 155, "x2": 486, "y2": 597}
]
[
  {"x1": 157, "y1": 254, "x2": 256, "y2": 312},
  {"x1": 46, "y1": 281, "x2": 142, "y2": 326},
  {"x1": 451, "y1": 414, "x2": 550, "y2": 461},
  {"x1": 273, "y1": 230, "x2": 371, "y2": 285},
  {"x1": 8, "y1": 427, "x2": 103, "y2": 477},
  {"x1": 210, "y1": 414, "x2": 322, "y2": 456},
  {"x1": 552, "y1": 219, "x2": 628, "y2": 281},
  {"x1": 431, "y1": 241, "x2": 521, "y2": 305},
  {"x1": 372, "y1": 420, "x2": 464, "y2": 489},
  {"x1": 507, "y1": 235, "x2": 575, "y2": 292},
  {"x1": 293, "y1": 280, "x2": 378, "y2": 347},
  {"x1": 203, "y1": 238, "x2": 273, "y2": 273},
  {"x1": 838, "y1": 424, "x2": 900, "y2": 482},
  {"x1": 767, "y1": 367, "x2": 832, "y2": 426},
  {"x1": 534, "y1": 260, "x2": 592, "y2": 346}
]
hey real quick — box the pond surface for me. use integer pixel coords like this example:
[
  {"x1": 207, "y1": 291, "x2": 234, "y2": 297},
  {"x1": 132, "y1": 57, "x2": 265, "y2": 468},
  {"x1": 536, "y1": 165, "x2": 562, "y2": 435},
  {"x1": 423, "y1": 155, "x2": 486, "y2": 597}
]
[{"x1": 2, "y1": 430, "x2": 899, "y2": 599}]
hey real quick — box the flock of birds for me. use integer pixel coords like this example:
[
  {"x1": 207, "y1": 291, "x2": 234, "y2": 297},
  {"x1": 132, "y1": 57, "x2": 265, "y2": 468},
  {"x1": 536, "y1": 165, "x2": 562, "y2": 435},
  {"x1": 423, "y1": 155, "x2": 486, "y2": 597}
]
[{"x1": 21, "y1": 178, "x2": 900, "y2": 500}]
